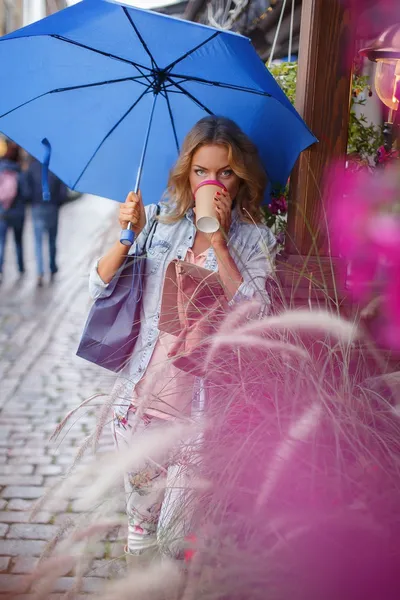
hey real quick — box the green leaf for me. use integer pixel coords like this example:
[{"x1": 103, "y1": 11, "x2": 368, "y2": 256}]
[{"x1": 269, "y1": 61, "x2": 383, "y2": 161}]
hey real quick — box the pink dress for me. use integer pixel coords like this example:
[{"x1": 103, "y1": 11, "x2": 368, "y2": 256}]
[{"x1": 132, "y1": 249, "x2": 208, "y2": 420}]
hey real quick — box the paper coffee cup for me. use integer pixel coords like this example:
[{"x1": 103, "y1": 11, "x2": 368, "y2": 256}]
[{"x1": 194, "y1": 180, "x2": 227, "y2": 233}]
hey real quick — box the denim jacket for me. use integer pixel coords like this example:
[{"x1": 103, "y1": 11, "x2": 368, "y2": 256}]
[{"x1": 89, "y1": 202, "x2": 276, "y2": 418}]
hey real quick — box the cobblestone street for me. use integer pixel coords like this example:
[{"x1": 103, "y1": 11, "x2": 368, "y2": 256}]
[{"x1": 0, "y1": 194, "x2": 124, "y2": 596}]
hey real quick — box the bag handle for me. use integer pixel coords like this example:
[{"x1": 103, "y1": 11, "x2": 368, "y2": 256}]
[
  {"x1": 128, "y1": 204, "x2": 160, "y2": 259},
  {"x1": 130, "y1": 204, "x2": 161, "y2": 293},
  {"x1": 123, "y1": 202, "x2": 160, "y2": 268},
  {"x1": 143, "y1": 203, "x2": 161, "y2": 253}
]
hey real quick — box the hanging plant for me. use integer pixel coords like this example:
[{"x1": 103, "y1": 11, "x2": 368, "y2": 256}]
[
  {"x1": 269, "y1": 62, "x2": 383, "y2": 161},
  {"x1": 266, "y1": 61, "x2": 384, "y2": 246},
  {"x1": 269, "y1": 61, "x2": 297, "y2": 104},
  {"x1": 263, "y1": 182, "x2": 289, "y2": 247},
  {"x1": 348, "y1": 74, "x2": 384, "y2": 162}
]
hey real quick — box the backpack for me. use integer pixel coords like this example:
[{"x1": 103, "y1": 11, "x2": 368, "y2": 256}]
[{"x1": 0, "y1": 170, "x2": 18, "y2": 211}]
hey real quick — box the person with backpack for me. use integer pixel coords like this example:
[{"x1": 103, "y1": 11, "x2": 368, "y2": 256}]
[
  {"x1": 24, "y1": 157, "x2": 67, "y2": 287},
  {"x1": 0, "y1": 139, "x2": 26, "y2": 284}
]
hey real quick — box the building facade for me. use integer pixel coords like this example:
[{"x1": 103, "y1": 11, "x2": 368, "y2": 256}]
[
  {"x1": 0, "y1": 0, "x2": 23, "y2": 35},
  {"x1": 158, "y1": 0, "x2": 301, "y2": 61},
  {"x1": 0, "y1": 0, "x2": 66, "y2": 35}
]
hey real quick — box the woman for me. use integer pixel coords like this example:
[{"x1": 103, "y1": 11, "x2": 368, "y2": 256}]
[
  {"x1": 89, "y1": 116, "x2": 277, "y2": 563},
  {"x1": 0, "y1": 140, "x2": 26, "y2": 283}
]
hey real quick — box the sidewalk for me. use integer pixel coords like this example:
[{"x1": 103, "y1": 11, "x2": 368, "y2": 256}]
[{"x1": 0, "y1": 195, "x2": 125, "y2": 596}]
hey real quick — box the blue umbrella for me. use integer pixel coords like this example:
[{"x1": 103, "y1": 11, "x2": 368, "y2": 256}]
[{"x1": 0, "y1": 0, "x2": 316, "y2": 245}]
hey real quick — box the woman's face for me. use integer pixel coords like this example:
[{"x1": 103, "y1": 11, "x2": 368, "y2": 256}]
[{"x1": 189, "y1": 144, "x2": 241, "y2": 202}]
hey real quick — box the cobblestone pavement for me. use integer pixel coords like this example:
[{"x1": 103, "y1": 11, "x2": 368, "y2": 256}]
[{"x1": 0, "y1": 195, "x2": 126, "y2": 597}]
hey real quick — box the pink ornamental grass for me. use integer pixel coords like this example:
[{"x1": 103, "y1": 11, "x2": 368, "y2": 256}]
[
  {"x1": 328, "y1": 162, "x2": 400, "y2": 348},
  {"x1": 17, "y1": 306, "x2": 400, "y2": 599}
]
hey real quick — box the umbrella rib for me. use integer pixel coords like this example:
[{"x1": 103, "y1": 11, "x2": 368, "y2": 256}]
[
  {"x1": 49, "y1": 34, "x2": 152, "y2": 78},
  {"x1": 162, "y1": 82, "x2": 180, "y2": 155},
  {"x1": 73, "y1": 88, "x2": 151, "y2": 190},
  {"x1": 0, "y1": 77, "x2": 148, "y2": 120},
  {"x1": 122, "y1": 7, "x2": 158, "y2": 72},
  {"x1": 50, "y1": 75, "x2": 149, "y2": 94},
  {"x1": 167, "y1": 73, "x2": 272, "y2": 98},
  {"x1": 165, "y1": 32, "x2": 220, "y2": 73},
  {"x1": 166, "y1": 77, "x2": 213, "y2": 116},
  {"x1": 0, "y1": 91, "x2": 50, "y2": 119}
]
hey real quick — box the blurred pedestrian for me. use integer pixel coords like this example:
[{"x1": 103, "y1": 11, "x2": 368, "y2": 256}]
[
  {"x1": 0, "y1": 138, "x2": 26, "y2": 284},
  {"x1": 24, "y1": 157, "x2": 67, "y2": 287}
]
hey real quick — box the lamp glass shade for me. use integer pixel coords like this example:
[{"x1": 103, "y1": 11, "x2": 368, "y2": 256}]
[{"x1": 375, "y1": 59, "x2": 400, "y2": 112}]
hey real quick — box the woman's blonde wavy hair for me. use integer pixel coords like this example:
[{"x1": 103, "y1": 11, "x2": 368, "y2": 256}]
[{"x1": 163, "y1": 116, "x2": 267, "y2": 224}]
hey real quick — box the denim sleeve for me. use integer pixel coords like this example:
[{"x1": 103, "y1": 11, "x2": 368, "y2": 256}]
[
  {"x1": 88, "y1": 203, "x2": 158, "y2": 301},
  {"x1": 88, "y1": 258, "x2": 114, "y2": 300},
  {"x1": 229, "y1": 227, "x2": 277, "y2": 307}
]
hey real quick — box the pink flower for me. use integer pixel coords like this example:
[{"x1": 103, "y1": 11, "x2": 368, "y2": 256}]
[
  {"x1": 375, "y1": 146, "x2": 399, "y2": 166},
  {"x1": 276, "y1": 231, "x2": 285, "y2": 246},
  {"x1": 368, "y1": 214, "x2": 400, "y2": 255},
  {"x1": 329, "y1": 165, "x2": 378, "y2": 261},
  {"x1": 269, "y1": 195, "x2": 288, "y2": 215},
  {"x1": 382, "y1": 258, "x2": 400, "y2": 348},
  {"x1": 328, "y1": 162, "x2": 400, "y2": 349},
  {"x1": 347, "y1": 256, "x2": 379, "y2": 303}
]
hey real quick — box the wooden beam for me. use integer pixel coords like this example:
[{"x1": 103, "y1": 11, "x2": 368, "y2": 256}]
[
  {"x1": 275, "y1": 0, "x2": 356, "y2": 308},
  {"x1": 286, "y1": 0, "x2": 354, "y2": 259}
]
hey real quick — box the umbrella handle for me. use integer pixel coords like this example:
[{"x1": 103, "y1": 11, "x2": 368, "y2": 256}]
[
  {"x1": 120, "y1": 223, "x2": 135, "y2": 246},
  {"x1": 119, "y1": 93, "x2": 158, "y2": 247},
  {"x1": 41, "y1": 138, "x2": 52, "y2": 202}
]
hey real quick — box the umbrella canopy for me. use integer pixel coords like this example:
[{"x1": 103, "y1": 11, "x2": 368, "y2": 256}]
[{"x1": 0, "y1": 0, "x2": 316, "y2": 206}]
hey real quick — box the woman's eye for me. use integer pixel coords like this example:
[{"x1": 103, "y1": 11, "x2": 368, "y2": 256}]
[
  {"x1": 221, "y1": 169, "x2": 233, "y2": 177},
  {"x1": 195, "y1": 169, "x2": 206, "y2": 176}
]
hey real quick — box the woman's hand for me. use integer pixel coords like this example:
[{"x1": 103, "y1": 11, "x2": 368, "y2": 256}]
[
  {"x1": 212, "y1": 189, "x2": 232, "y2": 246},
  {"x1": 119, "y1": 191, "x2": 146, "y2": 237}
]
